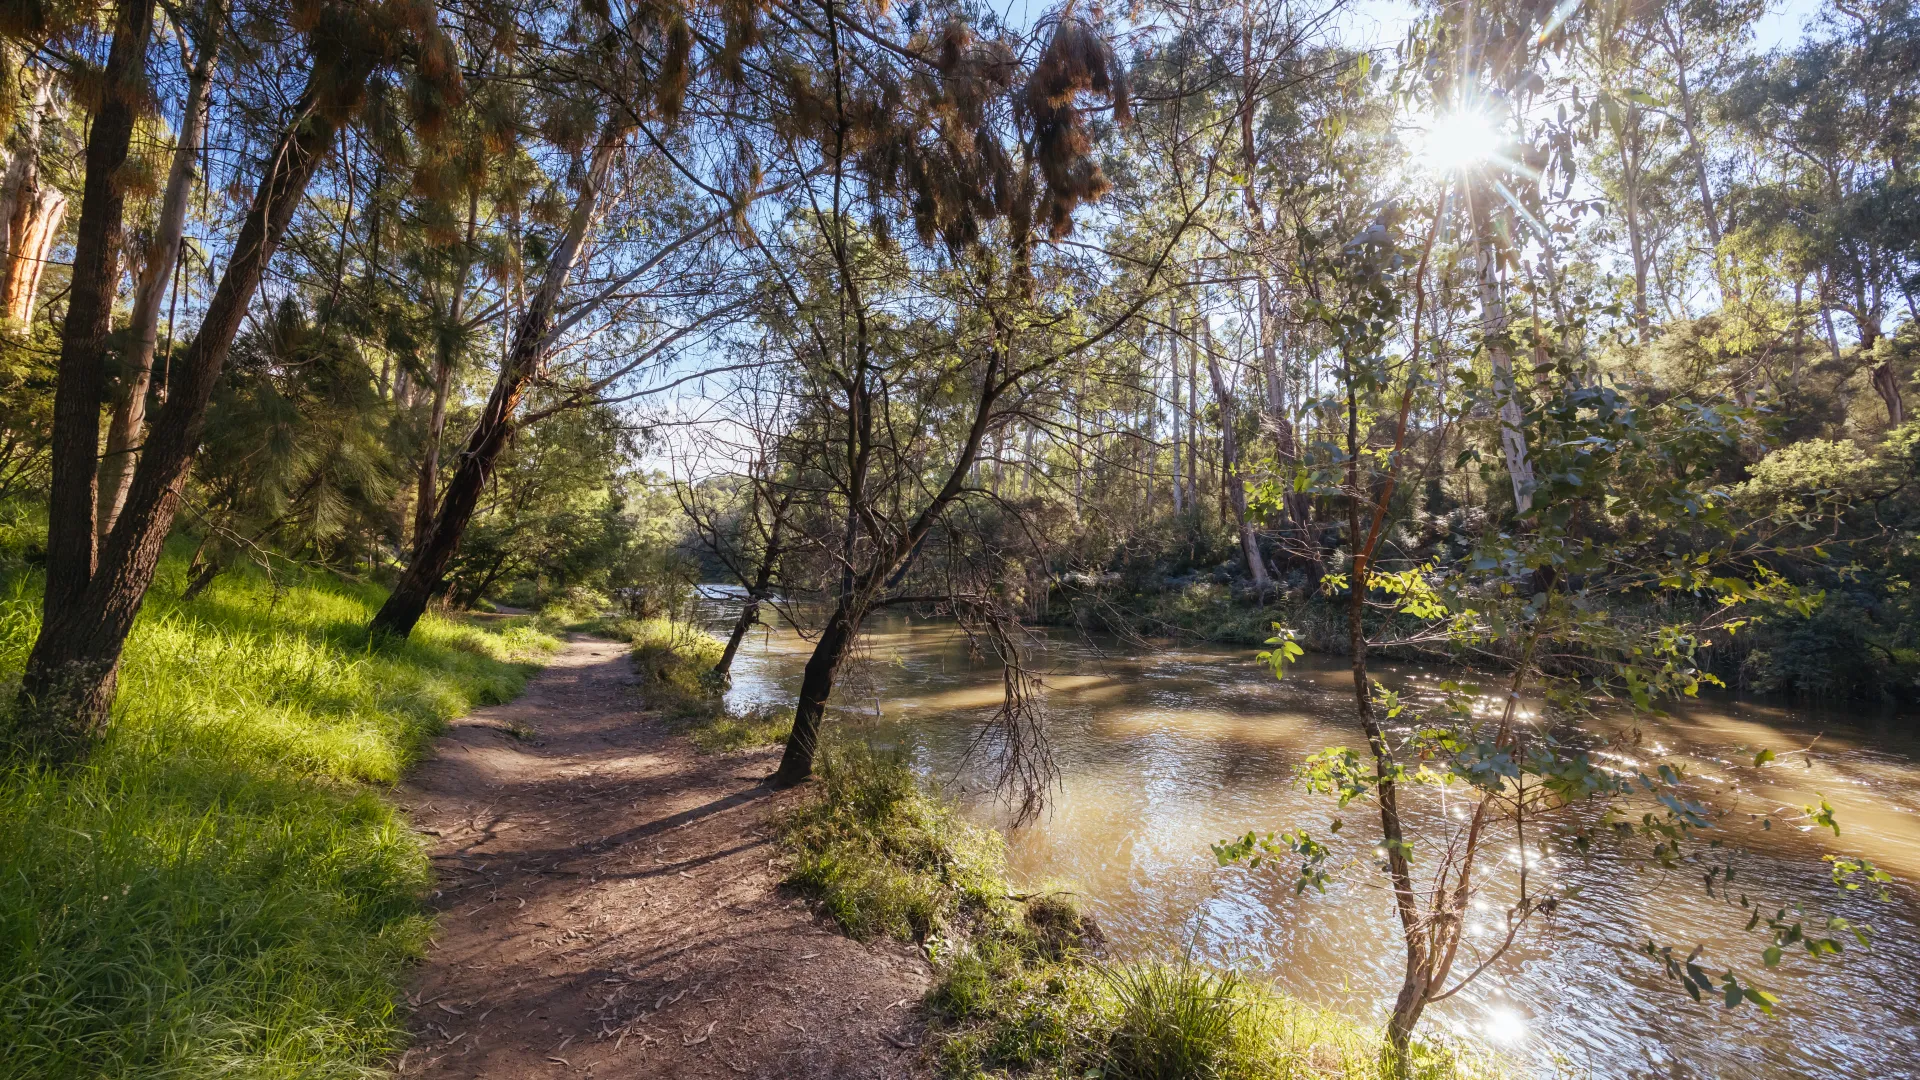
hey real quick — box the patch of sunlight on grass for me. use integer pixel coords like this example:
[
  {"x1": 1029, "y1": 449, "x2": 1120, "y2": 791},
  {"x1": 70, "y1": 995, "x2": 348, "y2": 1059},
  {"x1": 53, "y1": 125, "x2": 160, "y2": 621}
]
[{"x1": 0, "y1": 561, "x2": 556, "y2": 1079}]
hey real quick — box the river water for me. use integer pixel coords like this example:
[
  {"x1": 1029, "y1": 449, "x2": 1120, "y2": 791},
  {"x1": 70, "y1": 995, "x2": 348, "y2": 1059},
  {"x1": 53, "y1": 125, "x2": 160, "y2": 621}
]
[{"x1": 700, "y1": 592, "x2": 1920, "y2": 1078}]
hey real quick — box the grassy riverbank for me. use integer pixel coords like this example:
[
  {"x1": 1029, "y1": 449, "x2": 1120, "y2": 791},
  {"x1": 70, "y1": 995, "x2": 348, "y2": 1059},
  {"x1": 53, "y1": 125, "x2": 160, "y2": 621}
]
[
  {"x1": 611, "y1": 614, "x2": 794, "y2": 750},
  {"x1": 778, "y1": 746, "x2": 1522, "y2": 1080},
  {"x1": 0, "y1": 563, "x2": 554, "y2": 1079}
]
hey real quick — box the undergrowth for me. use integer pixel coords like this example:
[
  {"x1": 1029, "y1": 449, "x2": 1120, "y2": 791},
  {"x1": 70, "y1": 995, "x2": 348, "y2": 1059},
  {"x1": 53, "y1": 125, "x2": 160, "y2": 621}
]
[
  {"x1": 608, "y1": 615, "x2": 794, "y2": 751},
  {"x1": 0, "y1": 561, "x2": 555, "y2": 1079},
  {"x1": 779, "y1": 747, "x2": 1527, "y2": 1080}
]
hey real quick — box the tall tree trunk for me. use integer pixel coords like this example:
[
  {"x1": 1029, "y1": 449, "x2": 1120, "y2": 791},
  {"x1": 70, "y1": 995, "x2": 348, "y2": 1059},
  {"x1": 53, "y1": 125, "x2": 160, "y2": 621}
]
[
  {"x1": 1341, "y1": 363, "x2": 1425, "y2": 1070},
  {"x1": 1186, "y1": 316, "x2": 1199, "y2": 512},
  {"x1": 1471, "y1": 188, "x2": 1535, "y2": 515},
  {"x1": 97, "y1": 3, "x2": 221, "y2": 538},
  {"x1": 1203, "y1": 322, "x2": 1269, "y2": 589},
  {"x1": 1169, "y1": 334, "x2": 1184, "y2": 513},
  {"x1": 372, "y1": 127, "x2": 627, "y2": 639},
  {"x1": 37, "y1": 0, "x2": 158, "y2": 641},
  {"x1": 13, "y1": 50, "x2": 361, "y2": 761},
  {"x1": 1618, "y1": 124, "x2": 1653, "y2": 342}
]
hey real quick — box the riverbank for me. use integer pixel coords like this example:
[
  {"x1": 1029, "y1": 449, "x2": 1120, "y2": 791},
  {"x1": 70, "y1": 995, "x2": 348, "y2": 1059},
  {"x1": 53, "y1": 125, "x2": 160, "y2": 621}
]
[
  {"x1": 0, "y1": 566, "x2": 553, "y2": 1078},
  {"x1": 777, "y1": 744, "x2": 1522, "y2": 1080},
  {"x1": 624, "y1": 615, "x2": 1523, "y2": 1079}
]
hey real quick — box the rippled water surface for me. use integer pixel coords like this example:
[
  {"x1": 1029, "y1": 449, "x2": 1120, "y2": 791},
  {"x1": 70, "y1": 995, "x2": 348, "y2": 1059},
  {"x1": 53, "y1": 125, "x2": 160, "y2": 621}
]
[{"x1": 703, "y1": 591, "x2": 1920, "y2": 1078}]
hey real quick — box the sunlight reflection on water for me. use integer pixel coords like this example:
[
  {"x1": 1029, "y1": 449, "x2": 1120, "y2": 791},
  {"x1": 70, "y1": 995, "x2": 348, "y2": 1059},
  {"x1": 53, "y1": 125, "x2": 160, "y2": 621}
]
[{"x1": 700, "y1": 592, "x2": 1920, "y2": 1078}]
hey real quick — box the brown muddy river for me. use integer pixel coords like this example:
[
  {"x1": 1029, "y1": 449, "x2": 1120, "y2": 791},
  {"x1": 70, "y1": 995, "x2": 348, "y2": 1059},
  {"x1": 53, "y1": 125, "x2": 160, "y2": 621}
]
[{"x1": 701, "y1": 591, "x2": 1920, "y2": 1078}]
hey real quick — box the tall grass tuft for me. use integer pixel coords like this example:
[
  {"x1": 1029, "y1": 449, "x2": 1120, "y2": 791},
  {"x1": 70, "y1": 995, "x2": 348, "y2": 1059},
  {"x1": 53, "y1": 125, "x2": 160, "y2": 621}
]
[
  {"x1": 0, "y1": 562, "x2": 555, "y2": 1079},
  {"x1": 598, "y1": 614, "x2": 795, "y2": 750},
  {"x1": 1102, "y1": 961, "x2": 1249, "y2": 1080}
]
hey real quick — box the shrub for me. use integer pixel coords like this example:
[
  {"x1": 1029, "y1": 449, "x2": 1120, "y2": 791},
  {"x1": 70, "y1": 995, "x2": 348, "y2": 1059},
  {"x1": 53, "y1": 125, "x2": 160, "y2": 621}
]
[{"x1": 778, "y1": 745, "x2": 1006, "y2": 942}]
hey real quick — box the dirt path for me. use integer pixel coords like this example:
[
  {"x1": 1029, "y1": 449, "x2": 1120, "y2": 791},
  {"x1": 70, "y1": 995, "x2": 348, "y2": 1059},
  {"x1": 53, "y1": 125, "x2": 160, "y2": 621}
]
[{"x1": 394, "y1": 635, "x2": 931, "y2": 1079}]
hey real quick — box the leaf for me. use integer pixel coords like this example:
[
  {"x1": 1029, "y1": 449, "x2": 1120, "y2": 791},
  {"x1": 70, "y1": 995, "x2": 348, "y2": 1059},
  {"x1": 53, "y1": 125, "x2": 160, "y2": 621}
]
[
  {"x1": 1762, "y1": 946, "x2": 1781, "y2": 968},
  {"x1": 1752, "y1": 748, "x2": 1775, "y2": 767}
]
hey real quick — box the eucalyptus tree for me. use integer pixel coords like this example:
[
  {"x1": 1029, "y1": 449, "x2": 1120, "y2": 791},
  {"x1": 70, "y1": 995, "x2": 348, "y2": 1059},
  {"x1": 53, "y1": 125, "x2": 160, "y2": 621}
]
[
  {"x1": 1209, "y1": 6, "x2": 1891, "y2": 1066},
  {"x1": 1722, "y1": 0, "x2": 1919, "y2": 422},
  {"x1": 370, "y1": 0, "x2": 756, "y2": 638},
  {"x1": 10, "y1": 0, "x2": 464, "y2": 761}
]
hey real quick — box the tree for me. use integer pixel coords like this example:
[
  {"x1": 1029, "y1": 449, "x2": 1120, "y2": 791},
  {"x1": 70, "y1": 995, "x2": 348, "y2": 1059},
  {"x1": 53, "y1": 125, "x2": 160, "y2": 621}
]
[
  {"x1": 10, "y1": 0, "x2": 462, "y2": 761},
  {"x1": 750, "y1": 6, "x2": 1164, "y2": 790},
  {"x1": 369, "y1": 0, "x2": 742, "y2": 638}
]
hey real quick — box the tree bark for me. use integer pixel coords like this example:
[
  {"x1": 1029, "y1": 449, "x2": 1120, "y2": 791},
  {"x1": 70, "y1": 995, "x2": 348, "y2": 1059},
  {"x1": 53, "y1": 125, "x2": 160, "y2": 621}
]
[
  {"x1": 97, "y1": 3, "x2": 221, "y2": 538},
  {"x1": 1872, "y1": 362, "x2": 1906, "y2": 426},
  {"x1": 1471, "y1": 188, "x2": 1535, "y2": 515},
  {"x1": 37, "y1": 0, "x2": 158, "y2": 646},
  {"x1": 1185, "y1": 314, "x2": 1200, "y2": 511},
  {"x1": 770, "y1": 596, "x2": 857, "y2": 786},
  {"x1": 371, "y1": 127, "x2": 627, "y2": 639},
  {"x1": 714, "y1": 597, "x2": 759, "y2": 680},
  {"x1": 0, "y1": 69, "x2": 65, "y2": 332},
  {"x1": 13, "y1": 51, "x2": 359, "y2": 761}
]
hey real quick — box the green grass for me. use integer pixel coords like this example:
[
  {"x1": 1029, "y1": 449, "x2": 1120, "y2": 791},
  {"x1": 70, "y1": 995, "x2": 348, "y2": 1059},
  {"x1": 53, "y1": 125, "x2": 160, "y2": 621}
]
[
  {"x1": 778, "y1": 744, "x2": 1011, "y2": 941},
  {"x1": 597, "y1": 615, "x2": 795, "y2": 751},
  {"x1": 0, "y1": 561, "x2": 557, "y2": 1079},
  {"x1": 779, "y1": 746, "x2": 1528, "y2": 1080}
]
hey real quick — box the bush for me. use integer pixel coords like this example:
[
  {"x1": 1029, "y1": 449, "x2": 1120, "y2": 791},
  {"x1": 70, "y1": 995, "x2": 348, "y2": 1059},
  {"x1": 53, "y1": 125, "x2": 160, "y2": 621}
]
[
  {"x1": 686, "y1": 702, "x2": 794, "y2": 752},
  {"x1": 778, "y1": 745, "x2": 1007, "y2": 942},
  {"x1": 0, "y1": 563, "x2": 555, "y2": 1079}
]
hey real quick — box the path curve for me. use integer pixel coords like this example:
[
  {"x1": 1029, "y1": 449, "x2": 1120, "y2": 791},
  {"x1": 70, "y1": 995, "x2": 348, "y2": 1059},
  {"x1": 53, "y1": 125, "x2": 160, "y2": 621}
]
[{"x1": 395, "y1": 634, "x2": 930, "y2": 1079}]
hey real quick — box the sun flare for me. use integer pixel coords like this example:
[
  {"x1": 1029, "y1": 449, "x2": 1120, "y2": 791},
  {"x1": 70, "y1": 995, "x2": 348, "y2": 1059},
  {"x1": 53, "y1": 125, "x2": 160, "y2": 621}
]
[{"x1": 1416, "y1": 108, "x2": 1503, "y2": 174}]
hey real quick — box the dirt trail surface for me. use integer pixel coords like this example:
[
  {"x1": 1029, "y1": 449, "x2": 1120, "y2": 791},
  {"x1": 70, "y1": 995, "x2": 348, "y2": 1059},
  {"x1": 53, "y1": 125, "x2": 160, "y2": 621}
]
[{"x1": 394, "y1": 635, "x2": 932, "y2": 1079}]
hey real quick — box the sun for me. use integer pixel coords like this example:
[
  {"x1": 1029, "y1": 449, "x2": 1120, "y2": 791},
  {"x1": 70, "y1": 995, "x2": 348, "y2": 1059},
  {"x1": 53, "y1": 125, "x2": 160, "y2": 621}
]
[{"x1": 1414, "y1": 108, "x2": 1504, "y2": 174}]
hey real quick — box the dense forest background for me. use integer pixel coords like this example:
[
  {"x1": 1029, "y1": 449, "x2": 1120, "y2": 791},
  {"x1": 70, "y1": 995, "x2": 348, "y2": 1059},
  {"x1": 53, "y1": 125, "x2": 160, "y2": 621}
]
[{"x1": 0, "y1": 0, "x2": 1912, "y2": 731}]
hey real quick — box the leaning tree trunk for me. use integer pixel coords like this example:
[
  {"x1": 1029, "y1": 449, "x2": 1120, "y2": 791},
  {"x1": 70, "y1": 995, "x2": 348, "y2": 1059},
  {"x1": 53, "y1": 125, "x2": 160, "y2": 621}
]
[
  {"x1": 769, "y1": 596, "x2": 860, "y2": 787},
  {"x1": 98, "y1": 3, "x2": 221, "y2": 538},
  {"x1": 713, "y1": 596, "x2": 760, "y2": 680},
  {"x1": 371, "y1": 128, "x2": 625, "y2": 639},
  {"x1": 715, "y1": 549, "x2": 779, "y2": 681},
  {"x1": 14, "y1": 54, "x2": 358, "y2": 761},
  {"x1": 771, "y1": 345, "x2": 1007, "y2": 786}
]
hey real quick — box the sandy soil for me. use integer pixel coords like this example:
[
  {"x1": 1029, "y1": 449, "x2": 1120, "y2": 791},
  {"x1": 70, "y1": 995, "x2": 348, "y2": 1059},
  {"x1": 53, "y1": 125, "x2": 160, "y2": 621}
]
[{"x1": 393, "y1": 635, "x2": 932, "y2": 1079}]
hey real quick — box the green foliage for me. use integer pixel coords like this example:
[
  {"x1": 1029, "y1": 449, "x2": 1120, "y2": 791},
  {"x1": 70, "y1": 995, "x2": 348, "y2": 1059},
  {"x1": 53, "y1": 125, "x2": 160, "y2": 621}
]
[
  {"x1": 0, "y1": 562, "x2": 554, "y2": 1079},
  {"x1": 685, "y1": 703, "x2": 793, "y2": 752},
  {"x1": 777, "y1": 745, "x2": 1008, "y2": 943}
]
